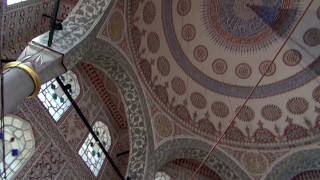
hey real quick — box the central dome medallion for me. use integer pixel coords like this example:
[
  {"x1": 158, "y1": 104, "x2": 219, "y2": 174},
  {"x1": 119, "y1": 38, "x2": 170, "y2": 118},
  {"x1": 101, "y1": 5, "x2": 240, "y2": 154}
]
[{"x1": 203, "y1": 0, "x2": 297, "y2": 53}]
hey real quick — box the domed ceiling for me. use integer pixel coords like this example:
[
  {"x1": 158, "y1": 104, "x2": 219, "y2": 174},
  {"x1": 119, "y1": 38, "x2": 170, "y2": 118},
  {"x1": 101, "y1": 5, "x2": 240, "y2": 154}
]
[
  {"x1": 97, "y1": 0, "x2": 320, "y2": 154},
  {"x1": 121, "y1": 0, "x2": 320, "y2": 150}
]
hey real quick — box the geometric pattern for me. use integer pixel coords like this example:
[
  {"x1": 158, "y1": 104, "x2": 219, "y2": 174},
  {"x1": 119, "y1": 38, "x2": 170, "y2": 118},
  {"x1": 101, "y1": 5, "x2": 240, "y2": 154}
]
[
  {"x1": 2, "y1": 0, "x2": 78, "y2": 59},
  {"x1": 145, "y1": 138, "x2": 251, "y2": 180},
  {"x1": 81, "y1": 63, "x2": 128, "y2": 130},
  {"x1": 0, "y1": 115, "x2": 35, "y2": 180},
  {"x1": 126, "y1": 0, "x2": 319, "y2": 152},
  {"x1": 28, "y1": 143, "x2": 66, "y2": 179},
  {"x1": 5, "y1": 1, "x2": 320, "y2": 179},
  {"x1": 202, "y1": 0, "x2": 299, "y2": 53},
  {"x1": 37, "y1": 71, "x2": 80, "y2": 122},
  {"x1": 78, "y1": 121, "x2": 111, "y2": 176},
  {"x1": 265, "y1": 148, "x2": 320, "y2": 180},
  {"x1": 86, "y1": 40, "x2": 152, "y2": 180}
]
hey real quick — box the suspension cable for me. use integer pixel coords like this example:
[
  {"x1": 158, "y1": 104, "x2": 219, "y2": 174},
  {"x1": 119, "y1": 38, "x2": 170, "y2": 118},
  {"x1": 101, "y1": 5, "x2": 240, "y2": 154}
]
[{"x1": 190, "y1": 1, "x2": 314, "y2": 179}]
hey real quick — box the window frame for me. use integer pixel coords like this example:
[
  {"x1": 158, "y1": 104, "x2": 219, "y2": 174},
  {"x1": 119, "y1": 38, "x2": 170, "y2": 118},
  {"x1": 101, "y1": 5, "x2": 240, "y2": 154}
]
[
  {"x1": 37, "y1": 70, "x2": 81, "y2": 123},
  {"x1": 78, "y1": 120, "x2": 113, "y2": 177},
  {"x1": 0, "y1": 115, "x2": 35, "y2": 180}
]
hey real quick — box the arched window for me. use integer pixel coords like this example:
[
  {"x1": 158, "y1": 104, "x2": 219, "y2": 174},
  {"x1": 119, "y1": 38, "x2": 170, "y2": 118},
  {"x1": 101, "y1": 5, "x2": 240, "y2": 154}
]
[
  {"x1": 37, "y1": 71, "x2": 80, "y2": 121},
  {"x1": 155, "y1": 171, "x2": 173, "y2": 180},
  {"x1": 78, "y1": 121, "x2": 112, "y2": 176},
  {"x1": 0, "y1": 115, "x2": 35, "y2": 179}
]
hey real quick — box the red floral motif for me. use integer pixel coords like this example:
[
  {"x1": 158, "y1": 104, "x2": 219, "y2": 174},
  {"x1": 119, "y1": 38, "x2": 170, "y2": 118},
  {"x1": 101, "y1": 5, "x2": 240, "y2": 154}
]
[
  {"x1": 132, "y1": 25, "x2": 142, "y2": 51},
  {"x1": 315, "y1": 114, "x2": 320, "y2": 131},
  {"x1": 303, "y1": 28, "x2": 320, "y2": 47},
  {"x1": 139, "y1": 58, "x2": 152, "y2": 82},
  {"x1": 235, "y1": 63, "x2": 251, "y2": 79},
  {"x1": 11, "y1": 12, "x2": 16, "y2": 18},
  {"x1": 154, "y1": 85, "x2": 169, "y2": 105},
  {"x1": 28, "y1": 6, "x2": 33, "y2": 13},
  {"x1": 253, "y1": 127, "x2": 276, "y2": 143},
  {"x1": 225, "y1": 125, "x2": 246, "y2": 141},
  {"x1": 193, "y1": 45, "x2": 208, "y2": 62},
  {"x1": 197, "y1": 118, "x2": 215, "y2": 135},
  {"x1": 283, "y1": 49, "x2": 302, "y2": 66},
  {"x1": 61, "y1": 5, "x2": 70, "y2": 20},
  {"x1": 261, "y1": 104, "x2": 282, "y2": 121},
  {"x1": 59, "y1": 121, "x2": 70, "y2": 138},
  {"x1": 147, "y1": 31, "x2": 160, "y2": 53},
  {"x1": 171, "y1": 77, "x2": 186, "y2": 95},
  {"x1": 157, "y1": 56, "x2": 170, "y2": 76},
  {"x1": 286, "y1": 97, "x2": 309, "y2": 115},
  {"x1": 10, "y1": 22, "x2": 15, "y2": 29},
  {"x1": 259, "y1": 60, "x2": 276, "y2": 76},
  {"x1": 284, "y1": 123, "x2": 309, "y2": 141},
  {"x1": 143, "y1": 1, "x2": 156, "y2": 25},
  {"x1": 211, "y1": 101, "x2": 229, "y2": 118},
  {"x1": 177, "y1": 0, "x2": 191, "y2": 16},
  {"x1": 212, "y1": 58, "x2": 227, "y2": 75},
  {"x1": 190, "y1": 92, "x2": 207, "y2": 109},
  {"x1": 19, "y1": 17, "x2": 24, "y2": 25},
  {"x1": 9, "y1": 29, "x2": 14, "y2": 37},
  {"x1": 235, "y1": 105, "x2": 255, "y2": 122},
  {"x1": 81, "y1": 63, "x2": 128, "y2": 130},
  {"x1": 182, "y1": 24, "x2": 196, "y2": 41},
  {"x1": 312, "y1": 86, "x2": 320, "y2": 103},
  {"x1": 20, "y1": 10, "x2": 25, "y2": 17},
  {"x1": 175, "y1": 104, "x2": 191, "y2": 123}
]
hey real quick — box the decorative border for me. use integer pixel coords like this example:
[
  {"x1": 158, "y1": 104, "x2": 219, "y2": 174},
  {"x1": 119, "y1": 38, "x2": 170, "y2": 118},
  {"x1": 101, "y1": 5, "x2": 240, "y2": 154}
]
[
  {"x1": 21, "y1": 98, "x2": 96, "y2": 179},
  {"x1": 145, "y1": 138, "x2": 251, "y2": 180},
  {"x1": 161, "y1": 0, "x2": 318, "y2": 99},
  {"x1": 57, "y1": 4, "x2": 153, "y2": 178},
  {"x1": 32, "y1": 0, "x2": 114, "y2": 54},
  {"x1": 265, "y1": 148, "x2": 320, "y2": 180},
  {"x1": 85, "y1": 39, "x2": 153, "y2": 180}
]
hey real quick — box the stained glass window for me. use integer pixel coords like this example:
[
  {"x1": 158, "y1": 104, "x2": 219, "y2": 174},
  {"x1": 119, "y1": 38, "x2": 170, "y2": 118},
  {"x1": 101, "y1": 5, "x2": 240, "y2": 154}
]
[
  {"x1": 155, "y1": 171, "x2": 173, "y2": 180},
  {"x1": 0, "y1": 115, "x2": 35, "y2": 180},
  {"x1": 7, "y1": 0, "x2": 28, "y2": 5},
  {"x1": 78, "y1": 121, "x2": 112, "y2": 176},
  {"x1": 37, "y1": 71, "x2": 80, "y2": 121}
]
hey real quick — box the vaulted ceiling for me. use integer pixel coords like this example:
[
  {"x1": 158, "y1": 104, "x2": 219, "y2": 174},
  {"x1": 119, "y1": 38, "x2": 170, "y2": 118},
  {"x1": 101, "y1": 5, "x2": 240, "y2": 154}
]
[
  {"x1": 96, "y1": 0, "x2": 320, "y2": 178},
  {"x1": 2, "y1": 0, "x2": 320, "y2": 179},
  {"x1": 99, "y1": 0, "x2": 320, "y2": 149}
]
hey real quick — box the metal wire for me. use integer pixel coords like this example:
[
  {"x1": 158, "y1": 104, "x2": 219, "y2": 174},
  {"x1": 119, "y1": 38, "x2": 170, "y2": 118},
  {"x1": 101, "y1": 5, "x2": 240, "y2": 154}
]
[{"x1": 190, "y1": 0, "x2": 314, "y2": 179}]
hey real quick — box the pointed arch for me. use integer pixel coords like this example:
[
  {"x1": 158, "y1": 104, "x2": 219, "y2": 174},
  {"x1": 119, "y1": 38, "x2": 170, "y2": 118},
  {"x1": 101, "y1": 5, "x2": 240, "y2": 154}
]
[{"x1": 81, "y1": 39, "x2": 153, "y2": 179}]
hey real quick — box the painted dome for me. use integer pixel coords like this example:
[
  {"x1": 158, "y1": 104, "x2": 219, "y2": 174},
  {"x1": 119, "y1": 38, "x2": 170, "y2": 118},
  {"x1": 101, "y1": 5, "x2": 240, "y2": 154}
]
[{"x1": 123, "y1": 0, "x2": 320, "y2": 150}]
